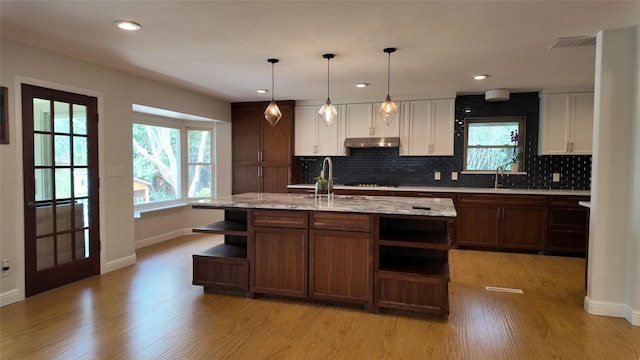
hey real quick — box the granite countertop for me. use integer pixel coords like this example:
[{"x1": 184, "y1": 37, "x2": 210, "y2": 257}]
[
  {"x1": 288, "y1": 184, "x2": 591, "y2": 196},
  {"x1": 192, "y1": 192, "x2": 457, "y2": 217}
]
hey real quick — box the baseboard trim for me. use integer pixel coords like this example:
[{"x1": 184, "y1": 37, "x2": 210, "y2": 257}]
[
  {"x1": 584, "y1": 296, "x2": 640, "y2": 326},
  {"x1": 0, "y1": 289, "x2": 22, "y2": 307},
  {"x1": 135, "y1": 228, "x2": 193, "y2": 249},
  {"x1": 104, "y1": 254, "x2": 137, "y2": 273}
]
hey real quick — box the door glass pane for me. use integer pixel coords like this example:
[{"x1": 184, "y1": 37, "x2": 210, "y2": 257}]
[
  {"x1": 54, "y1": 101, "x2": 70, "y2": 134},
  {"x1": 75, "y1": 230, "x2": 88, "y2": 259},
  {"x1": 35, "y1": 206, "x2": 54, "y2": 236},
  {"x1": 72, "y1": 104, "x2": 87, "y2": 135},
  {"x1": 55, "y1": 203, "x2": 73, "y2": 232},
  {"x1": 54, "y1": 135, "x2": 71, "y2": 166},
  {"x1": 34, "y1": 134, "x2": 52, "y2": 166},
  {"x1": 73, "y1": 169, "x2": 89, "y2": 197},
  {"x1": 37, "y1": 236, "x2": 54, "y2": 270},
  {"x1": 57, "y1": 233, "x2": 73, "y2": 265},
  {"x1": 76, "y1": 198, "x2": 90, "y2": 228},
  {"x1": 33, "y1": 98, "x2": 51, "y2": 132},
  {"x1": 73, "y1": 136, "x2": 88, "y2": 166},
  {"x1": 35, "y1": 168, "x2": 53, "y2": 201},
  {"x1": 55, "y1": 168, "x2": 72, "y2": 199}
]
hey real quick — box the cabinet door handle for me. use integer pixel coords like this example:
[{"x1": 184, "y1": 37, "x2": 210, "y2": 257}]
[
  {"x1": 497, "y1": 208, "x2": 501, "y2": 218},
  {"x1": 570, "y1": 142, "x2": 574, "y2": 152},
  {"x1": 258, "y1": 166, "x2": 262, "y2": 178},
  {"x1": 369, "y1": 127, "x2": 374, "y2": 136},
  {"x1": 566, "y1": 142, "x2": 570, "y2": 152}
]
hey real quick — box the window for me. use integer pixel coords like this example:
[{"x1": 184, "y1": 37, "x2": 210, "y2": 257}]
[
  {"x1": 464, "y1": 117, "x2": 524, "y2": 171},
  {"x1": 133, "y1": 118, "x2": 215, "y2": 209}
]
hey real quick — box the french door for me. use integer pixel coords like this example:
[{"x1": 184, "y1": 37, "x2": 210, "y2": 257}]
[{"x1": 21, "y1": 84, "x2": 100, "y2": 297}]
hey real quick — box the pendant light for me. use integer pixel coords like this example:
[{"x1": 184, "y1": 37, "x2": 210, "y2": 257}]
[
  {"x1": 264, "y1": 58, "x2": 282, "y2": 126},
  {"x1": 319, "y1": 53, "x2": 338, "y2": 126},
  {"x1": 379, "y1": 47, "x2": 398, "y2": 125}
]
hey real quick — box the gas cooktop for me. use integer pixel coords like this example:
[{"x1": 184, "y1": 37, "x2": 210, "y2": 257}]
[{"x1": 343, "y1": 182, "x2": 398, "y2": 188}]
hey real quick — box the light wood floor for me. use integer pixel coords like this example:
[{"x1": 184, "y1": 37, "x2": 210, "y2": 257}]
[{"x1": 2, "y1": 234, "x2": 639, "y2": 359}]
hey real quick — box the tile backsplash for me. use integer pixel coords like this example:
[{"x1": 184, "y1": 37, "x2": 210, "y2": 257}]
[{"x1": 298, "y1": 92, "x2": 592, "y2": 190}]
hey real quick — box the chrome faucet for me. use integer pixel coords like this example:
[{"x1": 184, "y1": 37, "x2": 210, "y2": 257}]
[
  {"x1": 495, "y1": 166, "x2": 504, "y2": 189},
  {"x1": 321, "y1": 156, "x2": 333, "y2": 182}
]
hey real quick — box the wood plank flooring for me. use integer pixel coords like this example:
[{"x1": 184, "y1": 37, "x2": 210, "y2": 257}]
[{"x1": 2, "y1": 234, "x2": 639, "y2": 359}]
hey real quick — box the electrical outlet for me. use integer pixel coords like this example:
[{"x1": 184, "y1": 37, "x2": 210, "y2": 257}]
[
  {"x1": 434, "y1": 171, "x2": 441, "y2": 181},
  {"x1": 553, "y1": 173, "x2": 560, "y2": 182},
  {"x1": 451, "y1": 172, "x2": 458, "y2": 181}
]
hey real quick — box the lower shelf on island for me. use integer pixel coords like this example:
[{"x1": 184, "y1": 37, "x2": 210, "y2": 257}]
[
  {"x1": 374, "y1": 270, "x2": 450, "y2": 315},
  {"x1": 193, "y1": 244, "x2": 249, "y2": 293}
]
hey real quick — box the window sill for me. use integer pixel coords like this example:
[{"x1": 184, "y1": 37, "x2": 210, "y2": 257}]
[
  {"x1": 461, "y1": 171, "x2": 527, "y2": 175},
  {"x1": 134, "y1": 202, "x2": 189, "y2": 219}
]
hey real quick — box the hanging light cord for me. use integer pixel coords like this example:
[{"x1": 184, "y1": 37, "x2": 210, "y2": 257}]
[
  {"x1": 271, "y1": 61, "x2": 275, "y2": 101},
  {"x1": 386, "y1": 51, "x2": 391, "y2": 97},
  {"x1": 326, "y1": 57, "x2": 330, "y2": 99}
]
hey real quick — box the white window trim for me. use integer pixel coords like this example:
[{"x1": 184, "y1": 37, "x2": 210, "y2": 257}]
[{"x1": 132, "y1": 112, "x2": 216, "y2": 214}]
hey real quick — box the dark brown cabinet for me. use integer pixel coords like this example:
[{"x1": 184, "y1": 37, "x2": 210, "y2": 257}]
[
  {"x1": 232, "y1": 101, "x2": 295, "y2": 194},
  {"x1": 547, "y1": 196, "x2": 590, "y2": 254},
  {"x1": 457, "y1": 194, "x2": 548, "y2": 251},
  {"x1": 309, "y1": 212, "x2": 373, "y2": 307},
  {"x1": 249, "y1": 210, "x2": 308, "y2": 298},
  {"x1": 374, "y1": 214, "x2": 453, "y2": 315}
]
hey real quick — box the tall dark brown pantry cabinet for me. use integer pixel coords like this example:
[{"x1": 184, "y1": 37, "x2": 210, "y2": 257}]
[{"x1": 232, "y1": 101, "x2": 295, "y2": 194}]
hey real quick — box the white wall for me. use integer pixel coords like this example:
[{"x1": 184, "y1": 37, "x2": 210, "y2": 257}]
[
  {"x1": 0, "y1": 38, "x2": 231, "y2": 306},
  {"x1": 587, "y1": 25, "x2": 640, "y2": 325}
]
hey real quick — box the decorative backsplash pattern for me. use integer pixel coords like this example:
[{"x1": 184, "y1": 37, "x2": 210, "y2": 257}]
[{"x1": 299, "y1": 92, "x2": 592, "y2": 190}]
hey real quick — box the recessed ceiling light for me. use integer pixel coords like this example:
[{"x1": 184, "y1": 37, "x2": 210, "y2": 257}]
[
  {"x1": 474, "y1": 74, "x2": 488, "y2": 80},
  {"x1": 355, "y1": 83, "x2": 369, "y2": 88},
  {"x1": 257, "y1": 89, "x2": 268, "y2": 94},
  {"x1": 114, "y1": 20, "x2": 141, "y2": 31}
]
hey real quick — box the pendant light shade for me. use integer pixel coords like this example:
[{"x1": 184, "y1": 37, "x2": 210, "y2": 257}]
[
  {"x1": 379, "y1": 47, "x2": 398, "y2": 125},
  {"x1": 264, "y1": 58, "x2": 282, "y2": 127},
  {"x1": 319, "y1": 53, "x2": 337, "y2": 126}
]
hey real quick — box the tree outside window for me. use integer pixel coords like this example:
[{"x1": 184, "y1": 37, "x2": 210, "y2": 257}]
[{"x1": 464, "y1": 117, "x2": 524, "y2": 171}]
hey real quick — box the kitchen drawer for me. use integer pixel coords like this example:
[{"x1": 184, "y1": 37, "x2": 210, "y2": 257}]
[
  {"x1": 549, "y1": 207, "x2": 588, "y2": 228},
  {"x1": 458, "y1": 193, "x2": 547, "y2": 206},
  {"x1": 548, "y1": 229, "x2": 587, "y2": 253},
  {"x1": 549, "y1": 196, "x2": 590, "y2": 207},
  {"x1": 374, "y1": 271, "x2": 449, "y2": 315},
  {"x1": 251, "y1": 209, "x2": 309, "y2": 228},
  {"x1": 310, "y1": 212, "x2": 372, "y2": 232}
]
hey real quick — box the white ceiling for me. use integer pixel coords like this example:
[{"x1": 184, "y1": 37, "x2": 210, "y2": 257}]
[{"x1": 1, "y1": 1, "x2": 639, "y2": 103}]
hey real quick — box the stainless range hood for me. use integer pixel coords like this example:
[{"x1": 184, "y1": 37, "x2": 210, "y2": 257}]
[{"x1": 344, "y1": 137, "x2": 400, "y2": 148}]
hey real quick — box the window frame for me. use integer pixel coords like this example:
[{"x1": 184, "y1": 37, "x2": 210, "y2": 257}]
[
  {"x1": 463, "y1": 116, "x2": 525, "y2": 173},
  {"x1": 132, "y1": 113, "x2": 216, "y2": 212}
]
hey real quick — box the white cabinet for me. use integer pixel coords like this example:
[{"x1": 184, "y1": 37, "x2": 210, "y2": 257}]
[
  {"x1": 539, "y1": 92, "x2": 593, "y2": 155},
  {"x1": 399, "y1": 99, "x2": 455, "y2": 156},
  {"x1": 294, "y1": 105, "x2": 346, "y2": 156},
  {"x1": 345, "y1": 103, "x2": 400, "y2": 138}
]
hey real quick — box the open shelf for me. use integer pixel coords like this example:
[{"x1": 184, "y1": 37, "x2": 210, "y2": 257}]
[
  {"x1": 378, "y1": 247, "x2": 449, "y2": 279},
  {"x1": 378, "y1": 230, "x2": 450, "y2": 249},
  {"x1": 196, "y1": 243, "x2": 247, "y2": 259},
  {"x1": 192, "y1": 221, "x2": 247, "y2": 236}
]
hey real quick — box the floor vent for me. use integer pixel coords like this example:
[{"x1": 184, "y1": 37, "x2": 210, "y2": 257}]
[
  {"x1": 549, "y1": 36, "x2": 596, "y2": 49},
  {"x1": 485, "y1": 286, "x2": 524, "y2": 294}
]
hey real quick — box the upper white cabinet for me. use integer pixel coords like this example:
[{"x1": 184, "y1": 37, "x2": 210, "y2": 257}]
[
  {"x1": 400, "y1": 99, "x2": 455, "y2": 156},
  {"x1": 294, "y1": 105, "x2": 346, "y2": 156},
  {"x1": 345, "y1": 103, "x2": 400, "y2": 138},
  {"x1": 539, "y1": 92, "x2": 594, "y2": 155}
]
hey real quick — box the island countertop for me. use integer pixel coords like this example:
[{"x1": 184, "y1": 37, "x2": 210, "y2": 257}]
[{"x1": 192, "y1": 192, "x2": 456, "y2": 217}]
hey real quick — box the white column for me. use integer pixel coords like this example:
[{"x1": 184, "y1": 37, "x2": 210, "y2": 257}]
[{"x1": 586, "y1": 24, "x2": 640, "y2": 326}]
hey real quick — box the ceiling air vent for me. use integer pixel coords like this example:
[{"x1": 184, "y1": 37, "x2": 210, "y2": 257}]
[{"x1": 549, "y1": 36, "x2": 596, "y2": 49}]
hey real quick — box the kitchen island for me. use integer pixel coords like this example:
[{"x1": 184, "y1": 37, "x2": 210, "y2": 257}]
[{"x1": 191, "y1": 193, "x2": 456, "y2": 315}]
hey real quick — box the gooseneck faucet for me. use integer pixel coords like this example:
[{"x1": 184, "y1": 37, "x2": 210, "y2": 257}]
[
  {"x1": 495, "y1": 166, "x2": 504, "y2": 189},
  {"x1": 320, "y1": 156, "x2": 333, "y2": 183},
  {"x1": 317, "y1": 156, "x2": 334, "y2": 199}
]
